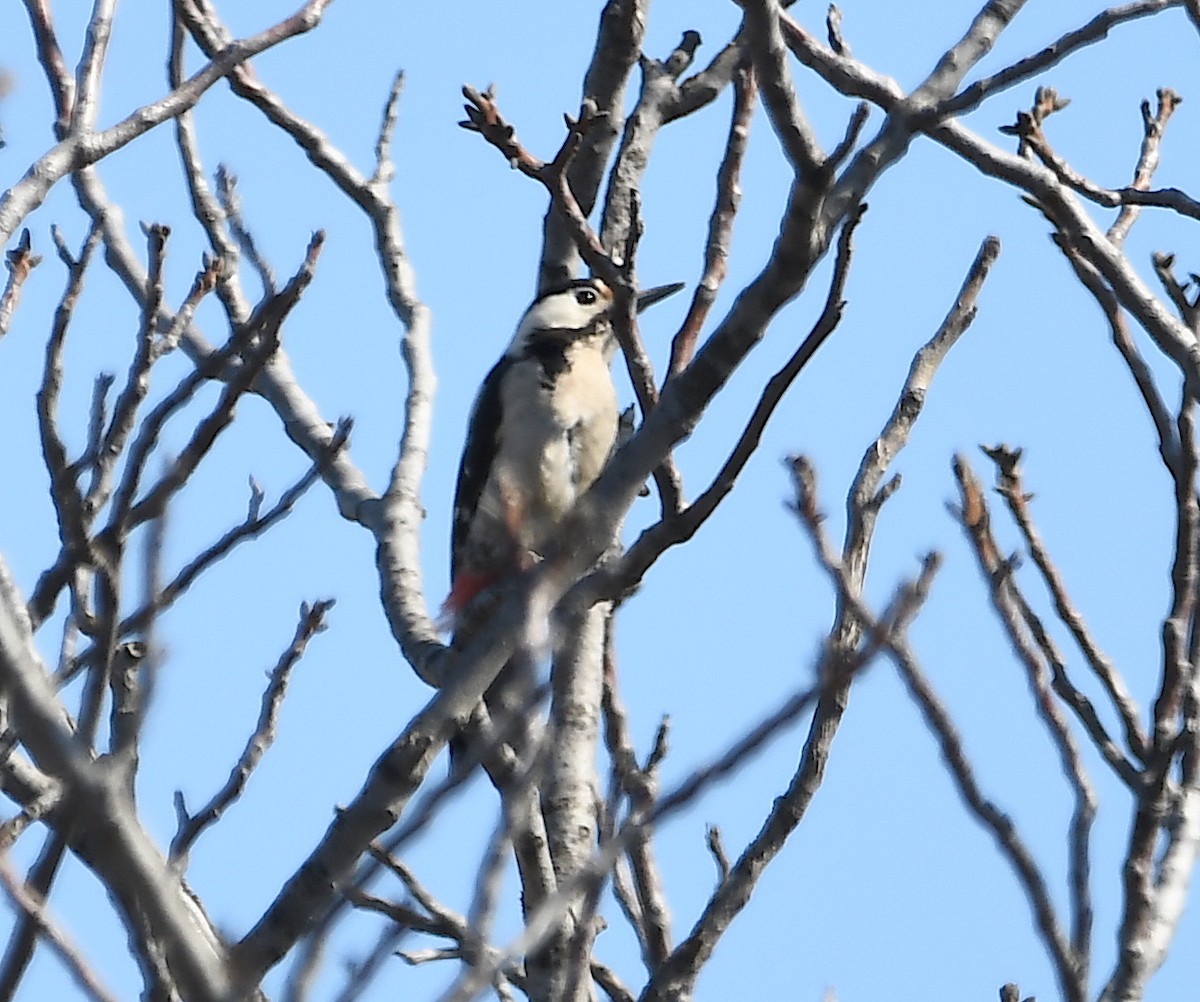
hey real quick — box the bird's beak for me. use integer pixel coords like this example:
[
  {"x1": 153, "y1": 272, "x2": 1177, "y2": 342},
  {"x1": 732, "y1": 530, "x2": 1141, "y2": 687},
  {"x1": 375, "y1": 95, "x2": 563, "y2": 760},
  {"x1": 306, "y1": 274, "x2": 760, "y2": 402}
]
[{"x1": 635, "y1": 282, "x2": 685, "y2": 313}]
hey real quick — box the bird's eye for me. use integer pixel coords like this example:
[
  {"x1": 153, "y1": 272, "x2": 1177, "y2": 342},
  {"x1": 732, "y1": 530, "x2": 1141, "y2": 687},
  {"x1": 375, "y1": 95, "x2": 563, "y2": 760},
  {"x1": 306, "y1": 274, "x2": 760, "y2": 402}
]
[{"x1": 575, "y1": 288, "x2": 597, "y2": 306}]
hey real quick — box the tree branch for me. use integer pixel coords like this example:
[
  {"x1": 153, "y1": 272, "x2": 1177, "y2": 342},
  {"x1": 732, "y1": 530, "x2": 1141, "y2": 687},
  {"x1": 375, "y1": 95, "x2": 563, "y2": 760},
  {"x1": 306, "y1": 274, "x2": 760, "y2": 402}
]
[
  {"x1": 1, "y1": 0, "x2": 336, "y2": 243},
  {"x1": 169, "y1": 600, "x2": 334, "y2": 866}
]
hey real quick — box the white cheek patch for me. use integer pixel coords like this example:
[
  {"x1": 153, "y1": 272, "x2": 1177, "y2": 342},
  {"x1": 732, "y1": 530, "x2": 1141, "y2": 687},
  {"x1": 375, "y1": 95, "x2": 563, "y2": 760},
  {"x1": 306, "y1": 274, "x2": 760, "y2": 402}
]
[
  {"x1": 514, "y1": 289, "x2": 611, "y2": 347},
  {"x1": 527, "y1": 297, "x2": 589, "y2": 333}
]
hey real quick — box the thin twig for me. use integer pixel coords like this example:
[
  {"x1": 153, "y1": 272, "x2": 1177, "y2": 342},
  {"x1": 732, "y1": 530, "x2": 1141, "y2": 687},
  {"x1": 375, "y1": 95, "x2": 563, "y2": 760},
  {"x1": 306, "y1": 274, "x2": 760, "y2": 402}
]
[
  {"x1": 640, "y1": 232, "x2": 996, "y2": 1001},
  {"x1": 0, "y1": 833, "x2": 68, "y2": 998},
  {"x1": 1150, "y1": 252, "x2": 1199, "y2": 332},
  {"x1": 329, "y1": 922, "x2": 408, "y2": 1002},
  {"x1": 774, "y1": 4, "x2": 1200, "y2": 398},
  {"x1": 944, "y1": 0, "x2": 1178, "y2": 116},
  {"x1": 0, "y1": 229, "x2": 42, "y2": 340},
  {"x1": 87, "y1": 222, "x2": 171, "y2": 521},
  {"x1": 1, "y1": 0, "x2": 338, "y2": 243},
  {"x1": 1058, "y1": 240, "x2": 1178, "y2": 468},
  {"x1": 984, "y1": 444, "x2": 1148, "y2": 765},
  {"x1": 955, "y1": 451, "x2": 1099, "y2": 969},
  {"x1": 1153, "y1": 398, "x2": 1200, "y2": 750},
  {"x1": 36, "y1": 228, "x2": 100, "y2": 598},
  {"x1": 19, "y1": 0, "x2": 75, "y2": 136},
  {"x1": 1002, "y1": 103, "x2": 1200, "y2": 225},
  {"x1": 118, "y1": 422, "x2": 349, "y2": 642},
  {"x1": 705, "y1": 825, "x2": 730, "y2": 884},
  {"x1": 0, "y1": 853, "x2": 119, "y2": 1002},
  {"x1": 598, "y1": 467, "x2": 941, "y2": 1002},
  {"x1": 113, "y1": 233, "x2": 325, "y2": 535},
  {"x1": 217, "y1": 167, "x2": 276, "y2": 295},
  {"x1": 888, "y1": 624, "x2": 1085, "y2": 1002},
  {"x1": 794, "y1": 457, "x2": 1083, "y2": 1002},
  {"x1": 444, "y1": 631, "x2": 901, "y2": 1002},
  {"x1": 169, "y1": 599, "x2": 334, "y2": 865},
  {"x1": 593, "y1": 204, "x2": 866, "y2": 604},
  {"x1": 1108, "y1": 89, "x2": 1182, "y2": 246},
  {"x1": 668, "y1": 62, "x2": 757, "y2": 378},
  {"x1": 600, "y1": 628, "x2": 671, "y2": 968}
]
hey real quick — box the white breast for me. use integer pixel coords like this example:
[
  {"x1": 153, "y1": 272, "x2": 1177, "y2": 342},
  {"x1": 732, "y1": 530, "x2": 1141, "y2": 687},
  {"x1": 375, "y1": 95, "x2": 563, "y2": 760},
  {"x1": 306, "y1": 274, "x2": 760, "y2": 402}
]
[{"x1": 492, "y1": 335, "x2": 618, "y2": 553}]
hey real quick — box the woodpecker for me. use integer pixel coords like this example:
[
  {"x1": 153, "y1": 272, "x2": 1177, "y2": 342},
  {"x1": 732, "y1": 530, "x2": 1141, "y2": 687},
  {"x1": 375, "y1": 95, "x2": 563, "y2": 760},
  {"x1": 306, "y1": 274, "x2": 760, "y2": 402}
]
[
  {"x1": 446, "y1": 276, "x2": 684, "y2": 624},
  {"x1": 443, "y1": 276, "x2": 682, "y2": 772}
]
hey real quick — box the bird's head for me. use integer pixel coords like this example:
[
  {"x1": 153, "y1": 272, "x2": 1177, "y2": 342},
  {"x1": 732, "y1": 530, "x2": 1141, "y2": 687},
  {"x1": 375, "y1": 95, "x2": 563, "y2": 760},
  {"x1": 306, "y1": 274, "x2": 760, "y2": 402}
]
[{"x1": 507, "y1": 278, "x2": 684, "y2": 358}]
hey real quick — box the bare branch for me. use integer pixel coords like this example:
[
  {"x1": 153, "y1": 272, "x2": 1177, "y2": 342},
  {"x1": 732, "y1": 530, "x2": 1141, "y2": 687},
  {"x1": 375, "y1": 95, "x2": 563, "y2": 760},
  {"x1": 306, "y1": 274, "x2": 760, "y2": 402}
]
[
  {"x1": 450, "y1": 653, "x2": 884, "y2": 1001},
  {"x1": 954, "y1": 451, "x2": 1099, "y2": 969},
  {"x1": 983, "y1": 445, "x2": 1149, "y2": 764},
  {"x1": 113, "y1": 233, "x2": 325, "y2": 535},
  {"x1": 590, "y1": 959, "x2": 635, "y2": 1002},
  {"x1": 170, "y1": 600, "x2": 334, "y2": 866},
  {"x1": 538, "y1": 0, "x2": 649, "y2": 291},
  {"x1": 34, "y1": 226, "x2": 102, "y2": 630},
  {"x1": 0, "y1": 556, "x2": 233, "y2": 1000},
  {"x1": 372, "y1": 70, "x2": 405, "y2": 186},
  {"x1": 1059, "y1": 242, "x2": 1179, "y2": 465},
  {"x1": 1108, "y1": 89, "x2": 1182, "y2": 246},
  {"x1": 742, "y1": 0, "x2": 823, "y2": 174},
  {"x1": 168, "y1": 9, "x2": 252, "y2": 330},
  {"x1": 0, "y1": 229, "x2": 42, "y2": 340},
  {"x1": 462, "y1": 88, "x2": 619, "y2": 289},
  {"x1": 129, "y1": 432, "x2": 344, "y2": 640},
  {"x1": 217, "y1": 167, "x2": 276, "y2": 295},
  {"x1": 1, "y1": 0, "x2": 337, "y2": 243},
  {"x1": 1186, "y1": 0, "x2": 1200, "y2": 35},
  {"x1": 800, "y1": 456, "x2": 1085, "y2": 1002},
  {"x1": 174, "y1": 1, "x2": 440, "y2": 671},
  {"x1": 1002, "y1": 100, "x2": 1200, "y2": 230},
  {"x1": 668, "y1": 62, "x2": 757, "y2": 378},
  {"x1": 107, "y1": 640, "x2": 146, "y2": 766},
  {"x1": 775, "y1": 10, "x2": 1200, "y2": 394},
  {"x1": 0, "y1": 852, "x2": 119, "y2": 1002},
  {"x1": 70, "y1": 0, "x2": 118, "y2": 134},
  {"x1": 601, "y1": 630, "x2": 671, "y2": 968},
  {"x1": 888, "y1": 618, "x2": 1085, "y2": 1002},
  {"x1": 945, "y1": 0, "x2": 1179, "y2": 115},
  {"x1": 598, "y1": 30, "x2": 707, "y2": 253},
  {"x1": 826, "y1": 5, "x2": 850, "y2": 56},
  {"x1": 843, "y1": 234, "x2": 999, "y2": 593},
  {"x1": 1153, "y1": 399, "x2": 1200, "y2": 749},
  {"x1": 355, "y1": 849, "x2": 534, "y2": 1000},
  {"x1": 231, "y1": 578, "x2": 545, "y2": 981},
  {"x1": 89, "y1": 222, "x2": 171, "y2": 518},
  {"x1": 0, "y1": 833, "x2": 68, "y2": 999},
  {"x1": 705, "y1": 826, "x2": 730, "y2": 885},
  {"x1": 538, "y1": 604, "x2": 608, "y2": 1001},
  {"x1": 607, "y1": 201, "x2": 687, "y2": 517},
  {"x1": 329, "y1": 923, "x2": 408, "y2": 1002},
  {"x1": 671, "y1": 36, "x2": 745, "y2": 121},
  {"x1": 825, "y1": 101, "x2": 870, "y2": 176},
  {"x1": 19, "y1": 0, "x2": 75, "y2": 136},
  {"x1": 1107, "y1": 761, "x2": 1188, "y2": 999},
  {"x1": 638, "y1": 232, "x2": 994, "y2": 999},
  {"x1": 594, "y1": 204, "x2": 865, "y2": 603},
  {"x1": 1150, "y1": 251, "x2": 1198, "y2": 331},
  {"x1": 632, "y1": 463, "x2": 940, "y2": 1002}
]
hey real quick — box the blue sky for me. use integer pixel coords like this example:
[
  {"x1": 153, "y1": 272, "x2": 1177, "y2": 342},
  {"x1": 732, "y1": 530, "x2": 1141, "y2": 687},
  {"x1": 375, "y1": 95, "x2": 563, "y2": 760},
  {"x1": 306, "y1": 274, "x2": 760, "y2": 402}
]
[{"x1": 2, "y1": 1, "x2": 1199, "y2": 999}]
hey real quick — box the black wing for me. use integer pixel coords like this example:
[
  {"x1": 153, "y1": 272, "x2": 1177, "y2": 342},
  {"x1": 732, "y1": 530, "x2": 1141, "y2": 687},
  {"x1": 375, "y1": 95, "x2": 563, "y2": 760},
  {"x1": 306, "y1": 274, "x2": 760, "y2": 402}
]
[{"x1": 451, "y1": 356, "x2": 512, "y2": 581}]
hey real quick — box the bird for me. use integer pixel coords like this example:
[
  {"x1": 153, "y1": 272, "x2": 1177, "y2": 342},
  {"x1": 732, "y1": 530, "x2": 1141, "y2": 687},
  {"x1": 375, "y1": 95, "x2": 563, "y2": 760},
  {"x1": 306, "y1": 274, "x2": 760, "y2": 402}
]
[{"x1": 444, "y1": 275, "x2": 683, "y2": 769}]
